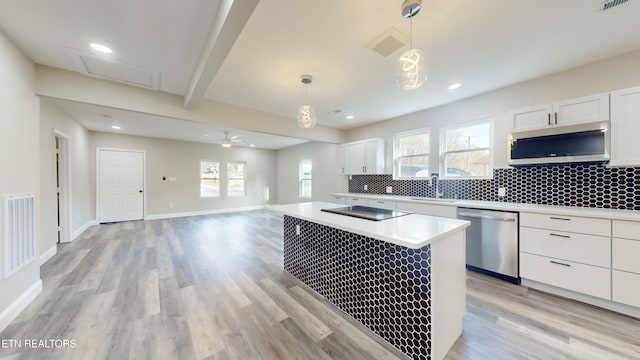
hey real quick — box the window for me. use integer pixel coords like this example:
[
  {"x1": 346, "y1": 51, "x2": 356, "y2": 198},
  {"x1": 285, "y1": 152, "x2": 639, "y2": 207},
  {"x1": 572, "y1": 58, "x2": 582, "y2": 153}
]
[
  {"x1": 227, "y1": 162, "x2": 246, "y2": 196},
  {"x1": 299, "y1": 159, "x2": 312, "y2": 198},
  {"x1": 200, "y1": 161, "x2": 220, "y2": 197},
  {"x1": 440, "y1": 118, "x2": 493, "y2": 179},
  {"x1": 393, "y1": 128, "x2": 430, "y2": 179}
]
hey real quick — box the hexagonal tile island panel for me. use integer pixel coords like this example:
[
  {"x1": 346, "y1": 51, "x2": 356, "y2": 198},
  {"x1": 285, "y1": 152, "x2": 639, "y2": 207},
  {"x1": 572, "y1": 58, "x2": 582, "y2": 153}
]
[{"x1": 283, "y1": 215, "x2": 432, "y2": 360}]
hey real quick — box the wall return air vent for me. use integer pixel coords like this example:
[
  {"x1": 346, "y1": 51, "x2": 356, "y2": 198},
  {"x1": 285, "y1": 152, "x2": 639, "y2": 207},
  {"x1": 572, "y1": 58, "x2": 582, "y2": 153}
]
[{"x1": 599, "y1": 0, "x2": 631, "y2": 11}]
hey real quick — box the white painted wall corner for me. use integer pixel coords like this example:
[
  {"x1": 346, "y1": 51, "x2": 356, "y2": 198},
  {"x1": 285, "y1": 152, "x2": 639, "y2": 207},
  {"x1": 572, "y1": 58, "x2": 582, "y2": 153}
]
[
  {"x1": 39, "y1": 246, "x2": 57, "y2": 265},
  {"x1": 0, "y1": 280, "x2": 42, "y2": 333},
  {"x1": 145, "y1": 205, "x2": 265, "y2": 220},
  {"x1": 70, "y1": 220, "x2": 97, "y2": 242}
]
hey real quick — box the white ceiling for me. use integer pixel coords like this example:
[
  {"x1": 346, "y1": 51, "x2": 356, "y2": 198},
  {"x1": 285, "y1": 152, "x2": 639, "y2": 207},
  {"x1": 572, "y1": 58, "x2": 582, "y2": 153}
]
[
  {"x1": 53, "y1": 99, "x2": 307, "y2": 150},
  {"x1": 206, "y1": 0, "x2": 640, "y2": 128},
  {"x1": 2, "y1": 0, "x2": 640, "y2": 138}
]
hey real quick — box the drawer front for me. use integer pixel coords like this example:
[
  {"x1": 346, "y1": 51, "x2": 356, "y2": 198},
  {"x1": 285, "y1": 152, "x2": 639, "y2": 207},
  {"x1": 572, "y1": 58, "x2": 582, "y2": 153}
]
[
  {"x1": 520, "y1": 212, "x2": 611, "y2": 236},
  {"x1": 613, "y1": 238, "x2": 640, "y2": 274},
  {"x1": 612, "y1": 270, "x2": 640, "y2": 308},
  {"x1": 396, "y1": 202, "x2": 456, "y2": 218},
  {"x1": 521, "y1": 227, "x2": 611, "y2": 268},
  {"x1": 613, "y1": 220, "x2": 640, "y2": 241},
  {"x1": 367, "y1": 199, "x2": 396, "y2": 210},
  {"x1": 520, "y1": 253, "x2": 611, "y2": 300},
  {"x1": 345, "y1": 197, "x2": 365, "y2": 205},
  {"x1": 331, "y1": 195, "x2": 346, "y2": 204}
]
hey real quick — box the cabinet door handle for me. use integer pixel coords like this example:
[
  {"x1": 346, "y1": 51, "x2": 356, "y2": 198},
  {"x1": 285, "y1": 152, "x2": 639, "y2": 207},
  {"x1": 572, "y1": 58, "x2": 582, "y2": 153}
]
[
  {"x1": 377, "y1": 201, "x2": 384, "y2": 204},
  {"x1": 550, "y1": 233, "x2": 571, "y2": 238},
  {"x1": 554, "y1": 112, "x2": 558, "y2": 125},
  {"x1": 548, "y1": 113, "x2": 551, "y2": 126},
  {"x1": 342, "y1": 167, "x2": 344, "y2": 173},
  {"x1": 550, "y1": 260, "x2": 571, "y2": 267},
  {"x1": 549, "y1": 216, "x2": 571, "y2": 221}
]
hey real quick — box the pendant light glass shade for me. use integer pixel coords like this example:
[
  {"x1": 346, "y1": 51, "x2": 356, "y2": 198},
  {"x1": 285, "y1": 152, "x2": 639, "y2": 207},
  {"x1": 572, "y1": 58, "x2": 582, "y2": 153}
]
[
  {"x1": 396, "y1": 48, "x2": 427, "y2": 90},
  {"x1": 297, "y1": 74, "x2": 316, "y2": 129},
  {"x1": 297, "y1": 104, "x2": 317, "y2": 129}
]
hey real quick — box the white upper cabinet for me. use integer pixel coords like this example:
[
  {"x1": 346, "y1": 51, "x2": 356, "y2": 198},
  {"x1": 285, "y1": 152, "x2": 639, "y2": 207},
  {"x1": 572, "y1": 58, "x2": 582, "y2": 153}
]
[
  {"x1": 342, "y1": 138, "x2": 385, "y2": 175},
  {"x1": 509, "y1": 93, "x2": 610, "y2": 133},
  {"x1": 610, "y1": 86, "x2": 640, "y2": 166},
  {"x1": 335, "y1": 144, "x2": 346, "y2": 174}
]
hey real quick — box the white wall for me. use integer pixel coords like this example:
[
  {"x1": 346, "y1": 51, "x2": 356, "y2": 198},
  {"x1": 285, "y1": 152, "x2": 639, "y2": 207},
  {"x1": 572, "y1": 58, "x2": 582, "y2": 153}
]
[
  {"x1": 347, "y1": 49, "x2": 640, "y2": 171},
  {"x1": 88, "y1": 132, "x2": 277, "y2": 218},
  {"x1": 276, "y1": 141, "x2": 347, "y2": 204},
  {"x1": 39, "y1": 98, "x2": 92, "y2": 252},
  {"x1": 0, "y1": 29, "x2": 41, "y2": 321}
]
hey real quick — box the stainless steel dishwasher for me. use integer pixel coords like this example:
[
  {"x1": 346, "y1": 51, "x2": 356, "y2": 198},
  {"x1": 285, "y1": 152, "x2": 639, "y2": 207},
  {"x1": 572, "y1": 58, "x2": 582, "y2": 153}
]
[{"x1": 457, "y1": 207, "x2": 520, "y2": 284}]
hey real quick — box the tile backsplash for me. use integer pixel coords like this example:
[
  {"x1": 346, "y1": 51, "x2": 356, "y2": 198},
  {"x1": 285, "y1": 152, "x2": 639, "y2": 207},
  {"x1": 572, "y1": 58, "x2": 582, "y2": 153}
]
[{"x1": 348, "y1": 164, "x2": 640, "y2": 210}]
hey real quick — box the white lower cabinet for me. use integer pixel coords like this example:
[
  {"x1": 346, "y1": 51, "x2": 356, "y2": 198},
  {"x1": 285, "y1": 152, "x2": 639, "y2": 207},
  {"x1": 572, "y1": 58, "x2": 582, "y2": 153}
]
[
  {"x1": 331, "y1": 195, "x2": 346, "y2": 204},
  {"x1": 612, "y1": 271, "x2": 640, "y2": 308},
  {"x1": 520, "y1": 227, "x2": 610, "y2": 268},
  {"x1": 366, "y1": 199, "x2": 396, "y2": 210},
  {"x1": 396, "y1": 201, "x2": 456, "y2": 218},
  {"x1": 520, "y1": 212, "x2": 612, "y2": 301},
  {"x1": 611, "y1": 220, "x2": 640, "y2": 308},
  {"x1": 520, "y1": 253, "x2": 611, "y2": 300},
  {"x1": 345, "y1": 197, "x2": 366, "y2": 205}
]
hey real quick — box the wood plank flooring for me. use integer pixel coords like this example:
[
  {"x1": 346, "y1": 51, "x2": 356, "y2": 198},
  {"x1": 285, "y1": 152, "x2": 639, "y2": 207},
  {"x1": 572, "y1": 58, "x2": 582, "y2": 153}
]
[{"x1": 1, "y1": 210, "x2": 639, "y2": 360}]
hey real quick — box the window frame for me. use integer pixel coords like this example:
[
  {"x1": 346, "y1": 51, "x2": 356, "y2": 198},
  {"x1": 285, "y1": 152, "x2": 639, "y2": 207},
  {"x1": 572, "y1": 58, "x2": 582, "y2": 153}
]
[
  {"x1": 298, "y1": 159, "x2": 312, "y2": 199},
  {"x1": 392, "y1": 127, "x2": 431, "y2": 180},
  {"x1": 226, "y1": 161, "x2": 247, "y2": 197},
  {"x1": 200, "y1": 160, "x2": 220, "y2": 198},
  {"x1": 439, "y1": 118, "x2": 494, "y2": 180}
]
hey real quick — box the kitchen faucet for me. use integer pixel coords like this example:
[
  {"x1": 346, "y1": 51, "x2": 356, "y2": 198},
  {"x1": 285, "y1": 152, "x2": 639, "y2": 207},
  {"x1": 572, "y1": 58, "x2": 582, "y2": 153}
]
[{"x1": 431, "y1": 174, "x2": 442, "y2": 198}]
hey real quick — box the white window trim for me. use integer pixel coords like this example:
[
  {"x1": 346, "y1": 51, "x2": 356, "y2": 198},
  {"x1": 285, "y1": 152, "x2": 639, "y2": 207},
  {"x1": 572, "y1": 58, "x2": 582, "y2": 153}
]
[
  {"x1": 439, "y1": 117, "x2": 494, "y2": 180},
  {"x1": 299, "y1": 159, "x2": 312, "y2": 199},
  {"x1": 393, "y1": 127, "x2": 431, "y2": 180},
  {"x1": 200, "y1": 160, "x2": 221, "y2": 198},
  {"x1": 227, "y1": 161, "x2": 247, "y2": 197}
]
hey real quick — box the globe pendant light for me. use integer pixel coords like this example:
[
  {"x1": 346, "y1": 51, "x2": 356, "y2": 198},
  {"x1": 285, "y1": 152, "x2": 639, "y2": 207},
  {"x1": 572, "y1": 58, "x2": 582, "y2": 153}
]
[
  {"x1": 396, "y1": 0, "x2": 427, "y2": 91},
  {"x1": 297, "y1": 74, "x2": 317, "y2": 129}
]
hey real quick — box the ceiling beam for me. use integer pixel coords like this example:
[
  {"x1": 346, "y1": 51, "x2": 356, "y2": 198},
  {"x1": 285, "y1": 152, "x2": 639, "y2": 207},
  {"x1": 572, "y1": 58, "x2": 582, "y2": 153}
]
[{"x1": 183, "y1": 0, "x2": 260, "y2": 110}]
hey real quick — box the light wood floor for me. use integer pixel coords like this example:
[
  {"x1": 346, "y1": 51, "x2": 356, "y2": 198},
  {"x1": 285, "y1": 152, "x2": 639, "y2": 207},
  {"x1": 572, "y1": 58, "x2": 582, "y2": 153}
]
[{"x1": 1, "y1": 210, "x2": 639, "y2": 360}]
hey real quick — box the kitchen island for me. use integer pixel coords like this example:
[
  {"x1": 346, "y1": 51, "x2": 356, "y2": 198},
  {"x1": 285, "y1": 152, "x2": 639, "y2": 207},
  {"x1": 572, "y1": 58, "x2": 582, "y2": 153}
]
[{"x1": 270, "y1": 202, "x2": 470, "y2": 360}]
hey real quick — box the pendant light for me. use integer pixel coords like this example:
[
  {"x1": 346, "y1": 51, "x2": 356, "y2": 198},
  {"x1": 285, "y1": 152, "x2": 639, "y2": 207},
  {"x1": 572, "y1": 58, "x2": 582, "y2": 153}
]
[
  {"x1": 396, "y1": 0, "x2": 427, "y2": 91},
  {"x1": 297, "y1": 74, "x2": 317, "y2": 129}
]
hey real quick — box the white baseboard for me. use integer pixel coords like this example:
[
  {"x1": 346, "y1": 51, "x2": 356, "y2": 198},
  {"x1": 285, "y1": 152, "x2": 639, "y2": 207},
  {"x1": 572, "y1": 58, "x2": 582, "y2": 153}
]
[
  {"x1": 70, "y1": 220, "x2": 97, "y2": 242},
  {"x1": 0, "y1": 279, "x2": 42, "y2": 333},
  {"x1": 522, "y1": 278, "x2": 640, "y2": 319},
  {"x1": 145, "y1": 205, "x2": 265, "y2": 221},
  {"x1": 39, "y1": 246, "x2": 57, "y2": 265}
]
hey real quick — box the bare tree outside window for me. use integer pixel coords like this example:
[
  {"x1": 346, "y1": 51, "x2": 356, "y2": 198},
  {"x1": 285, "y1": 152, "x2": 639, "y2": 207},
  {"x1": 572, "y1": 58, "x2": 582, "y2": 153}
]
[
  {"x1": 393, "y1": 128, "x2": 430, "y2": 179},
  {"x1": 440, "y1": 119, "x2": 493, "y2": 178}
]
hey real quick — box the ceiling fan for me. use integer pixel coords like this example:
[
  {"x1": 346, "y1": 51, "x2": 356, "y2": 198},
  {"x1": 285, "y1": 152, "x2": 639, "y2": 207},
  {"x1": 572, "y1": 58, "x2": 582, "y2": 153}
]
[{"x1": 221, "y1": 131, "x2": 242, "y2": 147}]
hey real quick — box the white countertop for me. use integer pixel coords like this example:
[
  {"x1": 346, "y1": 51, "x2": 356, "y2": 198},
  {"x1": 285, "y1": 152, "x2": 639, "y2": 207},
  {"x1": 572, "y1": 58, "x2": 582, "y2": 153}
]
[
  {"x1": 333, "y1": 193, "x2": 640, "y2": 221},
  {"x1": 269, "y1": 202, "x2": 470, "y2": 249}
]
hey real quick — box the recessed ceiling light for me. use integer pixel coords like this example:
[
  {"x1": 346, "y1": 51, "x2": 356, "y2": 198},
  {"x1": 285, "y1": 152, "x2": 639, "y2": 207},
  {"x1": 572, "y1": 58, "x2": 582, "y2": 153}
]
[
  {"x1": 448, "y1": 82, "x2": 462, "y2": 90},
  {"x1": 111, "y1": 125, "x2": 121, "y2": 130},
  {"x1": 204, "y1": 133, "x2": 209, "y2": 137},
  {"x1": 221, "y1": 143, "x2": 232, "y2": 148},
  {"x1": 346, "y1": 115, "x2": 355, "y2": 120},
  {"x1": 250, "y1": 144, "x2": 255, "y2": 147},
  {"x1": 90, "y1": 43, "x2": 112, "y2": 54}
]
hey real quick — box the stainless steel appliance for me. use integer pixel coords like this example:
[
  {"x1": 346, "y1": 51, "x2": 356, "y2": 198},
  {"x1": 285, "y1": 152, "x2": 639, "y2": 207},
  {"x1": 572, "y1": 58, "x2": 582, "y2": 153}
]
[
  {"x1": 321, "y1": 206, "x2": 412, "y2": 221},
  {"x1": 457, "y1": 207, "x2": 520, "y2": 284},
  {"x1": 508, "y1": 122, "x2": 610, "y2": 166}
]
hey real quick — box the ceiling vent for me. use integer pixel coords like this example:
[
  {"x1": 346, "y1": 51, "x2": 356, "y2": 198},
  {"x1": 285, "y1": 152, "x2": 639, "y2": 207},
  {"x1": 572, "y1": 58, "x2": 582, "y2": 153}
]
[
  {"x1": 365, "y1": 28, "x2": 408, "y2": 57},
  {"x1": 66, "y1": 49, "x2": 160, "y2": 90},
  {"x1": 599, "y1": 0, "x2": 631, "y2": 11}
]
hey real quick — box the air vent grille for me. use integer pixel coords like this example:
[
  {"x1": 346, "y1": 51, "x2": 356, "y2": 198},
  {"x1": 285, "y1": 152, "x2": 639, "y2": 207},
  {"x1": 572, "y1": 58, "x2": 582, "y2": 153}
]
[
  {"x1": 365, "y1": 28, "x2": 407, "y2": 57},
  {"x1": 599, "y1": 0, "x2": 630, "y2": 11}
]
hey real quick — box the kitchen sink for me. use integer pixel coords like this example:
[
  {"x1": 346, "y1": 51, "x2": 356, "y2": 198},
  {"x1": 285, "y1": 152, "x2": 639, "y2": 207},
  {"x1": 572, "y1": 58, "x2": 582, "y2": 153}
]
[{"x1": 410, "y1": 197, "x2": 457, "y2": 203}]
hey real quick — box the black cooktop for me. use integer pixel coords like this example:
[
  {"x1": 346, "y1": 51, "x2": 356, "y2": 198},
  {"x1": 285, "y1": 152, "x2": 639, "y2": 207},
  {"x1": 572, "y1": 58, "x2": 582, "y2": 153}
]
[{"x1": 321, "y1": 205, "x2": 412, "y2": 221}]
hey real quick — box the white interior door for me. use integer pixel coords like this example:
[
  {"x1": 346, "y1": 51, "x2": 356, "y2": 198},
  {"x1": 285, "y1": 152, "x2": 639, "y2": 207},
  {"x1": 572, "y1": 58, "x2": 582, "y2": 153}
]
[{"x1": 98, "y1": 149, "x2": 144, "y2": 223}]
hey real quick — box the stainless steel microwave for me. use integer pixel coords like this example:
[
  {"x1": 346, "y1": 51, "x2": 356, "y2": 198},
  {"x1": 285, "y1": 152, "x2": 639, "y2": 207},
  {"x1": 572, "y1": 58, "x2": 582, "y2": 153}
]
[{"x1": 508, "y1": 122, "x2": 610, "y2": 166}]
